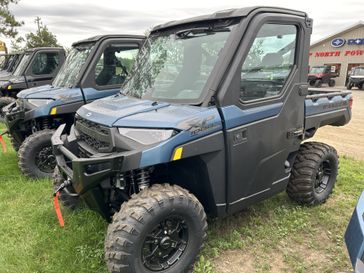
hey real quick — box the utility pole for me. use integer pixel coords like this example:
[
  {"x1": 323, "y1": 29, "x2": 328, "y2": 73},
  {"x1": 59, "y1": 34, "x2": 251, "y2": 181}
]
[{"x1": 34, "y1": 17, "x2": 41, "y2": 33}]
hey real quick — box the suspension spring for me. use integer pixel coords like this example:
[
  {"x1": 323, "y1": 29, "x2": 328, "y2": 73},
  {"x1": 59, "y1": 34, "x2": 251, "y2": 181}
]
[
  {"x1": 135, "y1": 169, "x2": 150, "y2": 191},
  {"x1": 42, "y1": 118, "x2": 50, "y2": 129}
]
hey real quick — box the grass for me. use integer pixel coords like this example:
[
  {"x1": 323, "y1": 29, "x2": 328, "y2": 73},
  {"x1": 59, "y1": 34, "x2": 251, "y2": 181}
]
[{"x1": 0, "y1": 123, "x2": 363, "y2": 273}]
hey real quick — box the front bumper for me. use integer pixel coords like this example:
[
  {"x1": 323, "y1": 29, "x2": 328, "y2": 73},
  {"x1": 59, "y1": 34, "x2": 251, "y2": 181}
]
[
  {"x1": 3, "y1": 101, "x2": 26, "y2": 143},
  {"x1": 349, "y1": 78, "x2": 364, "y2": 86},
  {"x1": 52, "y1": 124, "x2": 142, "y2": 220},
  {"x1": 345, "y1": 191, "x2": 364, "y2": 272}
]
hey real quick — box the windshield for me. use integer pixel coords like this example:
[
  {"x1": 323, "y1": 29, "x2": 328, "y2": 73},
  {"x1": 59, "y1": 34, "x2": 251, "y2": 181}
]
[
  {"x1": 353, "y1": 67, "x2": 364, "y2": 76},
  {"x1": 309, "y1": 66, "x2": 325, "y2": 74},
  {"x1": 53, "y1": 43, "x2": 94, "y2": 88},
  {"x1": 122, "y1": 20, "x2": 238, "y2": 102},
  {"x1": 13, "y1": 53, "x2": 31, "y2": 76}
]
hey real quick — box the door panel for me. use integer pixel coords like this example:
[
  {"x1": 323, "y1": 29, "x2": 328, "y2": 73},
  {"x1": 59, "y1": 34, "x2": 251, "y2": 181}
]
[{"x1": 221, "y1": 19, "x2": 308, "y2": 213}]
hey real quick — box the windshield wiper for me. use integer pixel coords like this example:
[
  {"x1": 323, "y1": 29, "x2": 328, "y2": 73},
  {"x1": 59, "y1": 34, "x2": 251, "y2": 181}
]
[{"x1": 175, "y1": 27, "x2": 230, "y2": 39}]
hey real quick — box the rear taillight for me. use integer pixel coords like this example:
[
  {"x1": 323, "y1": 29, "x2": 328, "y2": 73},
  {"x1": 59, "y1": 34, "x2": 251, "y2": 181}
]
[{"x1": 349, "y1": 97, "x2": 353, "y2": 110}]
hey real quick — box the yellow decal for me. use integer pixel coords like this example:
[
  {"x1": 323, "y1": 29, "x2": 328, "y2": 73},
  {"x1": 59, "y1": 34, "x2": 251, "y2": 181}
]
[
  {"x1": 172, "y1": 147, "x2": 183, "y2": 161},
  {"x1": 50, "y1": 107, "x2": 57, "y2": 115},
  {"x1": 7, "y1": 85, "x2": 12, "y2": 90}
]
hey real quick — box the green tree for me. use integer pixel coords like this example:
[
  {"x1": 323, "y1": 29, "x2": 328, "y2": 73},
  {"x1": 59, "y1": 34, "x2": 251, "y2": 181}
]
[
  {"x1": 0, "y1": 0, "x2": 23, "y2": 38},
  {"x1": 24, "y1": 17, "x2": 60, "y2": 48}
]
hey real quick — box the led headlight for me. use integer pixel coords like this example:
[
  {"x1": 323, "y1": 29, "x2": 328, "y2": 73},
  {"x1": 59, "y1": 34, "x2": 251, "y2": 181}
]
[
  {"x1": 27, "y1": 99, "x2": 54, "y2": 107},
  {"x1": 118, "y1": 128, "x2": 175, "y2": 145}
]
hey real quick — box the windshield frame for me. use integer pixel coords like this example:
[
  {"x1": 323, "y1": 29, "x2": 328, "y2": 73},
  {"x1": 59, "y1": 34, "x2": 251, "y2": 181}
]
[
  {"x1": 353, "y1": 67, "x2": 364, "y2": 76},
  {"x1": 52, "y1": 42, "x2": 96, "y2": 88},
  {"x1": 121, "y1": 18, "x2": 242, "y2": 105},
  {"x1": 309, "y1": 66, "x2": 326, "y2": 74},
  {"x1": 12, "y1": 52, "x2": 32, "y2": 76}
]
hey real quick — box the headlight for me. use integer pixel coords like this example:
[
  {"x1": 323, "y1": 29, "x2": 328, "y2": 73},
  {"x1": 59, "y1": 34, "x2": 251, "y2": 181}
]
[
  {"x1": 27, "y1": 99, "x2": 54, "y2": 107},
  {"x1": 118, "y1": 128, "x2": 175, "y2": 145}
]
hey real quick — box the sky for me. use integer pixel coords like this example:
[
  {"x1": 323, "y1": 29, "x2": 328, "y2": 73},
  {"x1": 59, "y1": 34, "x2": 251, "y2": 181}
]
[{"x1": 3, "y1": 0, "x2": 364, "y2": 49}]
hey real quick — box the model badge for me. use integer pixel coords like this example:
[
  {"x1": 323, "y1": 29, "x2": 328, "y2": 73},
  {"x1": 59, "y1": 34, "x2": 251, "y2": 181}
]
[
  {"x1": 331, "y1": 38, "x2": 346, "y2": 48},
  {"x1": 86, "y1": 112, "x2": 92, "y2": 117}
]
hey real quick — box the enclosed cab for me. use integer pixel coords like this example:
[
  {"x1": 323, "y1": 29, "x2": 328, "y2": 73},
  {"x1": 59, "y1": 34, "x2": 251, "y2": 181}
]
[
  {"x1": 52, "y1": 7, "x2": 352, "y2": 273},
  {"x1": 0, "y1": 47, "x2": 66, "y2": 119},
  {"x1": 347, "y1": 66, "x2": 364, "y2": 90},
  {"x1": 3, "y1": 35, "x2": 144, "y2": 178},
  {"x1": 308, "y1": 65, "x2": 337, "y2": 87},
  {"x1": 0, "y1": 52, "x2": 23, "y2": 77}
]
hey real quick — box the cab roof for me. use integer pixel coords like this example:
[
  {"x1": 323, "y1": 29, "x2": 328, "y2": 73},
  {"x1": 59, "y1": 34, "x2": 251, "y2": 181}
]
[
  {"x1": 72, "y1": 34, "x2": 145, "y2": 47},
  {"x1": 152, "y1": 6, "x2": 307, "y2": 32},
  {"x1": 25, "y1": 47, "x2": 64, "y2": 53}
]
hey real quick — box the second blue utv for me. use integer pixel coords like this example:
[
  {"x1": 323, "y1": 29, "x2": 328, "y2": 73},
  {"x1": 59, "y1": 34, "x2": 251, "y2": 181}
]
[{"x1": 3, "y1": 34, "x2": 144, "y2": 179}]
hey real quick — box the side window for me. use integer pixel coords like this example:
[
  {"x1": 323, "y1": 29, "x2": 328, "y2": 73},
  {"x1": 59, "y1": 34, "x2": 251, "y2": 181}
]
[
  {"x1": 32, "y1": 52, "x2": 60, "y2": 75},
  {"x1": 95, "y1": 45, "x2": 138, "y2": 87},
  {"x1": 240, "y1": 24, "x2": 297, "y2": 102}
]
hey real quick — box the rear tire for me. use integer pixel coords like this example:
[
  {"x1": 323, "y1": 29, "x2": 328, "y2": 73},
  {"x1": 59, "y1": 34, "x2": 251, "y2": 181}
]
[
  {"x1": 287, "y1": 142, "x2": 338, "y2": 205},
  {"x1": 347, "y1": 82, "x2": 353, "y2": 90},
  {"x1": 53, "y1": 167, "x2": 80, "y2": 210},
  {"x1": 105, "y1": 184, "x2": 207, "y2": 273},
  {"x1": 314, "y1": 79, "x2": 322, "y2": 88},
  {"x1": 18, "y1": 129, "x2": 56, "y2": 179},
  {"x1": 0, "y1": 97, "x2": 15, "y2": 122}
]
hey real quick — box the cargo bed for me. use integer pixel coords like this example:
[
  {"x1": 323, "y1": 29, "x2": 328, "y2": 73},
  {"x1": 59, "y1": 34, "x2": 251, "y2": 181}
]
[{"x1": 305, "y1": 88, "x2": 352, "y2": 138}]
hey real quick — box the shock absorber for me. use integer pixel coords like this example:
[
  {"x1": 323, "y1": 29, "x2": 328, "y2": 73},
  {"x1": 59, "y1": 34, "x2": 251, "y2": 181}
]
[
  {"x1": 135, "y1": 169, "x2": 150, "y2": 191},
  {"x1": 42, "y1": 117, "x2": 50, "y2": 129}
]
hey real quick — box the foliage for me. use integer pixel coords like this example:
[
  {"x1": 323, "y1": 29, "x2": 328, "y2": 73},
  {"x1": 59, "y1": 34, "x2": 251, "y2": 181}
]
[
  {"x1": 24, "y1": 17, "x2": 60, "y2": 48},
  {"x1": 11, "y1": 17, "x2": 60, "y2": 51},
  {"x1": 0, "y1": 0, "x2": 23, "y2": 38}
]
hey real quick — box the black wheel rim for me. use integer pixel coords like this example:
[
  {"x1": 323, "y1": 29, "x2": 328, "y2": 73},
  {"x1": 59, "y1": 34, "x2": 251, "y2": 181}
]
[
  {"x1": 35, "y1": 146, "x2": 56, "y2": 173},
  {"x1": 314, "y1": 160, "x2": 332, "y2": 194},
  {"x1": 141, "y1": 215, "x2": 189, "y2": 271}
]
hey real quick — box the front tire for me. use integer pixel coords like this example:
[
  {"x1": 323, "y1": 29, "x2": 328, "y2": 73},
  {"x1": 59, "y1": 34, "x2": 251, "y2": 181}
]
[
  {"x1": 287, "y1": 142, "x2": 338, "y2": 205},
  {"x1": 314, "y1": 79, "x2": 322, "y2": 88},
  {"x1": 18, "y1": 129, "x2": 56, "y2": 179},
  {"x1": 347, "y1": 82, "x2": 353, "y2": 90},
  {"x1": 0, "y1": 96, "x2": 16, "y2": 122},
  {"x1": 105, "y1": 184, "x2": 207, "y2": 273}
]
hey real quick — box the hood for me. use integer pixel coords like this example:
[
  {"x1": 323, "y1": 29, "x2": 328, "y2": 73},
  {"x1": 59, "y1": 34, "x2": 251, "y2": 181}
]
[
  {"x1": 18, "y1": 85, "x2": 83, "y2": 103},
  {"x1": 0, "y1": 71, "x2": 11, "y2": 78},
  {"x1": 0, "y1": 73, "x2": 12, "y2": 81},
  {"x1": 77, "y1": 95, "x2": 215, "y2": 129}
]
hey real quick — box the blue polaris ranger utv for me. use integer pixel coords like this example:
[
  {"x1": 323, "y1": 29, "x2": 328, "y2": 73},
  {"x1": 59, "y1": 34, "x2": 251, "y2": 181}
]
[
  {"x1": 0, "y1": 47, "x2": 66, "y2": 120},
  {"x1": 3, "y1": 35, "x2": 144, "y2": 179},
  {"x1": 52, "y1": 7, "x2": 352, "y2": 273}
]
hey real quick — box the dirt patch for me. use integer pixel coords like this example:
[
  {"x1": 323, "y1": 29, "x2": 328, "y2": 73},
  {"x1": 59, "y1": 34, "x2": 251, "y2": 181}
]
[
  {"x1": 213, "y1": 250, "x2": 256, "y2": 273},
  {"x1": 312, "y1": 89, "x2": 364, "y2": 160}
]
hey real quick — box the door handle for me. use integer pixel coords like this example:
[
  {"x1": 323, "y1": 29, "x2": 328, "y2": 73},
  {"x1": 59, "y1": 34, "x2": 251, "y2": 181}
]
[
  {"x1": 233, "y1": 129, "x2": 247, "y2": 146},
  {"x1": 287, "y1": 128, "x2": 304, "y2": 139}
]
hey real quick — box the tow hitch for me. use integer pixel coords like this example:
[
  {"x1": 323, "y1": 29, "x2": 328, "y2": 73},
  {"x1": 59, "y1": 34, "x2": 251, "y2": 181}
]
[{"x1": 53, "y1": 178, "x2": 74, "y2": 228}]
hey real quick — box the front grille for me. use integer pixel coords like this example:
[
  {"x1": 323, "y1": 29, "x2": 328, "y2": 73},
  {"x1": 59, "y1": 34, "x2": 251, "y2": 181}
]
[{"x1": 75, "y1": 116, "x2": 112, "y2": 154}]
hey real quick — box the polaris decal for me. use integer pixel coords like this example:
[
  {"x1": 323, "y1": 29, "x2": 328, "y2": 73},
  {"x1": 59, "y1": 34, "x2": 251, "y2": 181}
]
[
  {"x1": 180, "y1": 115, "x2": 220, "y2": 136},
  {"x1": 331, "y1": 38, "x2": 346, "y2": 48}
]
